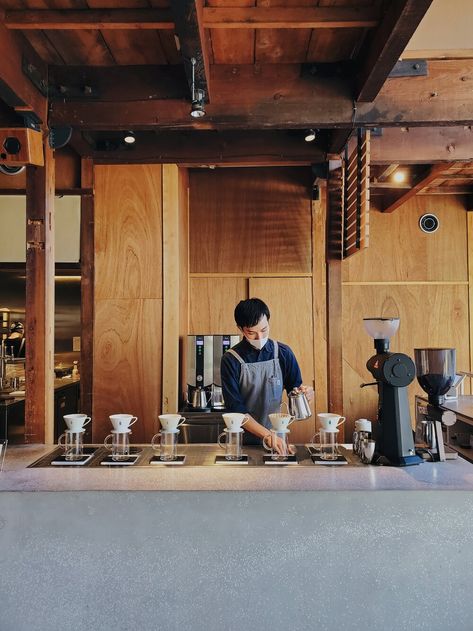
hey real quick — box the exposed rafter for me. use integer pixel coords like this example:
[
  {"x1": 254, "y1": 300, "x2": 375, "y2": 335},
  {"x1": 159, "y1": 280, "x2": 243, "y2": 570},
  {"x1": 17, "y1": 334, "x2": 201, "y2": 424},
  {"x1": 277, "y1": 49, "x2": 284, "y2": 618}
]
[
  {"x1": 382, "y1": 163, "x2": 455, "y2": 213},
  {"x1": 355, "y1": 0, "x2": 434, "y2": 102},
  {"x1": 3, "y1": 9, "x2": 174, "y2": 30}
]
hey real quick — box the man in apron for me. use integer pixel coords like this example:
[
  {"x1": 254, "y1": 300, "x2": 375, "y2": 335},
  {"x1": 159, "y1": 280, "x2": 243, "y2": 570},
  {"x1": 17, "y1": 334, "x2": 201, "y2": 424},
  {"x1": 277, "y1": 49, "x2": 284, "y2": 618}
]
[{"x1": 221, "y1": 298, "x2": 314, "y2": 453}]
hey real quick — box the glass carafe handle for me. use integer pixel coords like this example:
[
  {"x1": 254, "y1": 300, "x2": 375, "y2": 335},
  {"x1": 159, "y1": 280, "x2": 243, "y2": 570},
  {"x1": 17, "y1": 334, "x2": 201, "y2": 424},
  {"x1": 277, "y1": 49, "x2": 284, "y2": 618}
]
[
  {"x1": 151, "y1": 433, "x2": 162, "y2": 450},
  {"x1": 57, "y1": 433, "x2": 66, "y2": 449},
  {"x1": 262, "y1": 433, "x2": 273, "y2": 451},
  {"x1": 103, "y1": 434, "x2": 113, "y2": 450},
  {"x1": 217, "y1": 432, "x2": 226, "y2": 450}
]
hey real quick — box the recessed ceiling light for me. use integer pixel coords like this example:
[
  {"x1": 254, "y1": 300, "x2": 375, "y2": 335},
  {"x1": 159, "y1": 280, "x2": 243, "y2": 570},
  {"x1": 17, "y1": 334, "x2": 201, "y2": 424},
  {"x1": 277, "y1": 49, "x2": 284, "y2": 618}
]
[
  {"x1": 393, "y1": 170, "x2": 406, "y2": 183},
  {"x1": 124, "y1": 131, "x2": 136, "y2": 144},
  {"x1": 304, "y1": 129, "x2": 316, "y2": 142}
]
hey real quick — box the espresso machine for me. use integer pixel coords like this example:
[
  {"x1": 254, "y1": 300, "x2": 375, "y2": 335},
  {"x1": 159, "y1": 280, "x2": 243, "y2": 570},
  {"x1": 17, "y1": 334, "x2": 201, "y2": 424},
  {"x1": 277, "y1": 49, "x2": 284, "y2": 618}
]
[
  {"x1": 414, "y1": 348, "x2": 457, "y2": 461},
  {"x1": 186, "y1": 335, "x2": 213, "y2": 409},
  {"x1": 212, "y1": 335, "x2": 240, "y2": 408},
  {"x1": 363, "y1": 317, "x2": 422, "y2": 466}
]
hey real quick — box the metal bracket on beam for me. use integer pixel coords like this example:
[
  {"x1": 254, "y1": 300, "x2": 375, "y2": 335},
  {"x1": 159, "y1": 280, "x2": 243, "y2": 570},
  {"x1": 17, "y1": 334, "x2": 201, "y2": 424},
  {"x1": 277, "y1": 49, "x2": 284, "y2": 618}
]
[
  {"x1": 388, "y1": 59, "x2": 427, "y2": 78},
  {"x1": 22, "y1": 56, "x2": 48, "y2": 96},
  {"x1": 48, "y1": 83, "x2": 100, "y2": 100}
]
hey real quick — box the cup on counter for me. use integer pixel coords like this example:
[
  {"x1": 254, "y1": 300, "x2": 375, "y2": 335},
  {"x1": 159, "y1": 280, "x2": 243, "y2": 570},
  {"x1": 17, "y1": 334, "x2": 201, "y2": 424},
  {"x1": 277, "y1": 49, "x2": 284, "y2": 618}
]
[
  {"x1": 354, "y1": 418, "x2": 372, "y2": 433},
  {"x1": 64, "y1": 413, "x2": 91, "y2": 433},
  {"x1": 222, "y1": 413, "x2": 248, "y2": 432},
  {"x1": 109, "y1": 414, "x2": 138, "y2": 432},
  {"x1": 152, "y1": 429, "x2": 180, "y2": 461},
  {"x1": 318, "y1": 413, "x2": 345, "y2": 431},
  {"x1": 218, "y1": 428, "x2": 243, "y2": 461},
  {"x1": 269, "y1": 413, "x2": 295, "y2": 432},
  {"x1": 311, "y1": 428, "x2": 339, "y2": 461},
  {"x1": 58, "y1": 430, "x2": 84, "y2": 462},
  {"x1": 360, "y1": 439, "x2": 376, "y2": 464},
  {"x1": 159, "y1": 414, "x2": 186, "y2": 432},
  {"x1": 104, "y1": 430, "x2": 131, "y2": 461}
]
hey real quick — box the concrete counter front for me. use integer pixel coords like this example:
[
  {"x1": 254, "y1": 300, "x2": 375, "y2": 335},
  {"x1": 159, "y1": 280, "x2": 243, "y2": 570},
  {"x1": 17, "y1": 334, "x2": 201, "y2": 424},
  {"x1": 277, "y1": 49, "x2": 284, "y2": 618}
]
[{"x1": 2, "y1": 445, "x2": 473, "y2": 631}]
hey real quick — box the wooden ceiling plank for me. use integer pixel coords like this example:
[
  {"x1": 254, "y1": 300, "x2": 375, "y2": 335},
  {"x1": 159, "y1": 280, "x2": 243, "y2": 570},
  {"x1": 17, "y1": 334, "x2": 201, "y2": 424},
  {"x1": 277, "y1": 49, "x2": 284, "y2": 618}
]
[
  {"x1": 171, "y1": 0, "x2": 211, "y2": 101},
  {"x1": 377, "y1": 163, "x2": 399, "y2": 182},
  {"x1": 355, "y1": 0, "x2": 434, "y2": 102},
  {"x1": 382, "y1": 163, "x2": 455, "y2": 214},
  {"x1": 202, "y1": 6, "x2": 379, "y2": 28},
  {"x1": 0, "y1": 23, "x2": 47, "y2": 122},
  {"x1": 4, "y1": 8, "x2": 175, "y2": 29}
]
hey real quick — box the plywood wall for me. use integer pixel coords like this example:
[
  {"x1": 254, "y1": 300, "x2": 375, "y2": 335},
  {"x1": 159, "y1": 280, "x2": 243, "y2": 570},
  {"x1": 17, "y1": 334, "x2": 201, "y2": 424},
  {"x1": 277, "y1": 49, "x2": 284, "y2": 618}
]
[
  {"x1": 93, "y1": 164, "x2": 163, "y2": 442},
  {"x1": 188, "y1": 167, "x2": 318, "y2": 442},
  {"x1": 342, "y1": 195, "x2": 470, "y2": 437},
  {"x1": 189, "y1": 167, "x2": 312, "y2": 274}
]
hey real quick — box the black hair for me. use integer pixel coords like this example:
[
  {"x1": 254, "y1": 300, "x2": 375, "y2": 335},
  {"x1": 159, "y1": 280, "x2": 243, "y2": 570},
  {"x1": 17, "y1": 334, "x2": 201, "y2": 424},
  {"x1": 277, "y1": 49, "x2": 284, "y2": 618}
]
[{"x1": 234, "y1": 298, "x2": 270, "y2": 329}]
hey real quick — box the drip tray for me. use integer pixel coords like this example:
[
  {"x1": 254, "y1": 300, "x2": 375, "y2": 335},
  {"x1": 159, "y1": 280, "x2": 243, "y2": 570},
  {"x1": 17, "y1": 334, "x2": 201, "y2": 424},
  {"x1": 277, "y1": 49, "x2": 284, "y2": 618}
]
[
  {"x1": 215, "y1": 455, "x2": 249, "y2": 465},
  {"x1": 311, "y1": 454, "x2": 348, "y2": 465},
  {"x1": 263, "y1": 455, "x2": 298, "y2": 465},
  {"x1": 150, "y1": 455, "x2": 186, "y2": 465},
  {"x1": 100, "y1": 455, "x2": 139, "y2": 466},
  {"x1": 51, "y1": 448, "x2": 96, "y2": 466}
]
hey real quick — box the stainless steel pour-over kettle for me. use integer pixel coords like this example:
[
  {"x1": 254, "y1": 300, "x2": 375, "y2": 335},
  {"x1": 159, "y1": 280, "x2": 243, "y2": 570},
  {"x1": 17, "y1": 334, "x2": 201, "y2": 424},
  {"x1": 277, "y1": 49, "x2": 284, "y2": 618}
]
[{"x1": 287, "y1": 388, "x2": 312, "y2": 420}]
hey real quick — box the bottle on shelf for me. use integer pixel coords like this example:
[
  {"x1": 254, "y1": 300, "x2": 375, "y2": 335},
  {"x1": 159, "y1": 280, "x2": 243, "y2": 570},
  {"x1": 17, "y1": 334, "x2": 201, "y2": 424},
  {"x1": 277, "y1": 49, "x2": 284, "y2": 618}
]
[{"x1": 72, "y1": 361, "x2": 79, "y2": 379}]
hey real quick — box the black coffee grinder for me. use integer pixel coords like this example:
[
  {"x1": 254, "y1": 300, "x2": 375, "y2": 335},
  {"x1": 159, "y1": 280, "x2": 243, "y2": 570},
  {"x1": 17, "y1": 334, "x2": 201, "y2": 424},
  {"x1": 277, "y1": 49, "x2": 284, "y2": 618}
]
[
  {"x1": 363, "y1": 317, "x2": 422, "y2": 466},
  {"x1": 414, "y1": 348, "x2": 457, "y2": 461}
]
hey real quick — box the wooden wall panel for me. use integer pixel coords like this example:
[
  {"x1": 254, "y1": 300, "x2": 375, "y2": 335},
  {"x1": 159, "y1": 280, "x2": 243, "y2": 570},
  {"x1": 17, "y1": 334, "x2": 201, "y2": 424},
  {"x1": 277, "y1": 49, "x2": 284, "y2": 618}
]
[
  {"x1": 178, "y1": 168, "x2": 190, "y2": 403},
  {"x1": 189, "y1": 277, "x2": 247, "y2": 334},
  {"x1": 94, "y1": 164, "x2": 163, "y2": 300},
  {"x1": 94, "y1": 299, "x2": 162, "y2": 443},
  {"x1": 189, "y1": 167, "x2": 312, "y2": 274},
  {"x1": 343, "y1": 196, "x2": 468, "y2": 282},
  {"x1": 249, "y1": 277, "x2": 315, "y2": 443},
  {"x1": 342, "y1": 284, "x2": 470, "y2": 437},
  {"x1": 93, "y1": 164, "x2": 164, "y2": 442}
]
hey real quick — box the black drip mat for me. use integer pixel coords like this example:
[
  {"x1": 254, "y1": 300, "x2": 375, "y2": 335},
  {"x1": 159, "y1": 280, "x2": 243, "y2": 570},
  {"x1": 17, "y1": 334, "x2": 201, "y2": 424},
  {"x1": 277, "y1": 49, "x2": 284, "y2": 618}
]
[
  {"x1": 215, "y1": 455, "x2": 249, "y2": 465},
  {"x1": 29, "y1": 447, "x2": 99, "y2": 468},
  {"x1": 150, "y1": 455, "x2": 186, "y2": 465},
  {"x1": 100, "y1": 454, "x2": 139, "y2": 466},
  {"x1": 263, "y1": 454, "x2": 298, "y2": 465},
  {"x1": 311, "y1": 454, "x2": 348, "y2": 465},
  {"x1": 51, "y1": 451, "x2": 95, "y2": 466}
]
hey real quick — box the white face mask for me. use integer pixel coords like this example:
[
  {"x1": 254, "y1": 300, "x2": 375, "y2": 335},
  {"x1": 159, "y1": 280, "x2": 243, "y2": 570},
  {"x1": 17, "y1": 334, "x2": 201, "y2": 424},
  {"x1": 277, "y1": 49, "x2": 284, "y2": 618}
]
[{"x1": 246, "y1": 336, "x2": 268, "y2": 350}]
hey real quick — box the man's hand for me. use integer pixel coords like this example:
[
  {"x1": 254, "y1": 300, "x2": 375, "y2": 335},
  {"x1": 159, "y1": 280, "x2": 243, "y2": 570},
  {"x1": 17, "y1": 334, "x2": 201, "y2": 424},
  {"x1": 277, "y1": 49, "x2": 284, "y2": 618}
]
[
  {"x1": 296, "y1": 384, "x2": 314, "y2": 402},
  {"x1": 263, "y1": 433, "x2": 296, "y2": 456}
]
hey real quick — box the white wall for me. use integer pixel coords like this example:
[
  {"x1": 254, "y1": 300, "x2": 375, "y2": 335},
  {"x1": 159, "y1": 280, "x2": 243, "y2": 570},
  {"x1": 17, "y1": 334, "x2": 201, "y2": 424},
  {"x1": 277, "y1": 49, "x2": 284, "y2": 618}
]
[{"x1": 0, "y1": 195, "x2": 80, "y2": 262}]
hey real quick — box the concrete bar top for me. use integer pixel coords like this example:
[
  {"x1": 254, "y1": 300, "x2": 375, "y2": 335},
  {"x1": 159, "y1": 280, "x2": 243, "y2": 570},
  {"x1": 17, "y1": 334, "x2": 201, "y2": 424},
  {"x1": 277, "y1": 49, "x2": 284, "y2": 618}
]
[{"x1": 2, "y1": 443, "x2": 473, "y2": 492}]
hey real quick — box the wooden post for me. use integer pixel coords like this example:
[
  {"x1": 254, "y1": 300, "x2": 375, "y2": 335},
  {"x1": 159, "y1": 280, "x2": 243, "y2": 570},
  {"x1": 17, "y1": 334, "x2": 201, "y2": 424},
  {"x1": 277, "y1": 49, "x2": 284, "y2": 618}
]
[
  {"x1": 162, "y1": 164, "x2": 181, "y2": 413},
  {"x1": 25, "y1": 140, "x2": 55, "y2": 444},
  {"x1": 326, "y1": 165, "x2": 344, "y2": 438},
  {"x1": 80, "y1": 158, "x2": 94, "y2": 418}
]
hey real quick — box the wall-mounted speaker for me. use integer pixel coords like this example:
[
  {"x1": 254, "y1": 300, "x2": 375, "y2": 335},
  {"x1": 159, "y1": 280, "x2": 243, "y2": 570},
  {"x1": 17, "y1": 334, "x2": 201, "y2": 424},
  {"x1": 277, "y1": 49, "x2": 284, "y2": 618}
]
[
  {"x1": 419, "y1": 213, "x2": 440, "y2": 234},
  {"x1": 0, "y1": 128, "x2": 44, "y2": 166}
]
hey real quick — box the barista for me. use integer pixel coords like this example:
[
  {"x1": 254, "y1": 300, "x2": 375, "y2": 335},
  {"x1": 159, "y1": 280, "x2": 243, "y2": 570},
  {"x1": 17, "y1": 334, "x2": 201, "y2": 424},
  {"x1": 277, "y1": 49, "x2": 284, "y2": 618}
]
[
  {"x1": 221, "y1": 298, "x2": 314, "y2": 453},
  {"x1": 5, "y1": 321, "x2": 25, "y2": 358}
]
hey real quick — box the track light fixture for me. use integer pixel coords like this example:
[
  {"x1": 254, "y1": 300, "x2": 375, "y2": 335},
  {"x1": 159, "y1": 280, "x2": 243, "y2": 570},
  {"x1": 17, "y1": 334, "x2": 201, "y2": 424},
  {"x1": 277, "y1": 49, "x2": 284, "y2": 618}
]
[
  {"x1": 304, "y1": 129, "x2": 316, "y2": 142},
  {"x1": 190, "y1": 57, "x2": 206, "y2": 118},
  {"x1": 124, "y1": 131, "x2": 136, "y2": 144}
]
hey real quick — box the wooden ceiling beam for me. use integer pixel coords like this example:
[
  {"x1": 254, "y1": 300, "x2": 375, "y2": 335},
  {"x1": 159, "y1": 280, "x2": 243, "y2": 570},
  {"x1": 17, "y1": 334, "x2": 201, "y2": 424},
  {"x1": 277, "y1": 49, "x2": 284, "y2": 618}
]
[
  {"x1": 202, "y1": 7, "x2": 379, "y2": 29},
  {"x1": 49, "y1": 61, "x2": 473, "y2": 131},
  {"x1": 328, "y1": 129, "x2": 353, "y2": 155},
  {"x1": 382, "y1": 163, "x2": 453, "y2": 213},
  {"x1": 171, "y1": 0, "x2": 210, "y2": 102},
  {"x1": 355, "y1": 0, "x2": 434, "y2": 102},
  {"x1": 0, "y1": 23, "x2": 47, "y2": 123},
  {"x1": 3, "y1": 9, "x2": 174, "y2": 30},
  {"x1": 3, "y1": 6, "x2": 379, "y2": 30},
  {"x1": 371, "y1": 127, "x2": 473, "y2": 164},
  {"x1": 70, "y1": 130, "x2": 326, "y2": 165}
]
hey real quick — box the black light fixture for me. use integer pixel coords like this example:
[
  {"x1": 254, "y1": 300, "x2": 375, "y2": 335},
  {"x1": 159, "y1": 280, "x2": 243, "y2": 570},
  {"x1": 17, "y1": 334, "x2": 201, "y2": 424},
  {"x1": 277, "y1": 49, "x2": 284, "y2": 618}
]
[
  {"x1": 190, "y1": 57, "x2": 206, "y2": 118},
  {"x1": 124, "y1": 131, "x2": 136, "y2": 144},
  {"x1": 304, "y1": 129, "x2": 316, "y2": 142}
]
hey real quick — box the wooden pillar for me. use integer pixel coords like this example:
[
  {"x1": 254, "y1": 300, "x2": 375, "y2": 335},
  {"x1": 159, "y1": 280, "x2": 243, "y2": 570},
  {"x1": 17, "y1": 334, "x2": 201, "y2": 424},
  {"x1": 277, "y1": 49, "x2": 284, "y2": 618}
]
[
  {"x1": 326, "y1": 164, "x2": 344, "y2": 436},
  {"x1": 80, "y1": 158, "x2": 94, "y2": 417},
  {"x1": 25, "y1": 140, "x2": 55, "y2": 444},
  {"x1": 162, "y1": 164, "x2": 180, "y2": 413}
]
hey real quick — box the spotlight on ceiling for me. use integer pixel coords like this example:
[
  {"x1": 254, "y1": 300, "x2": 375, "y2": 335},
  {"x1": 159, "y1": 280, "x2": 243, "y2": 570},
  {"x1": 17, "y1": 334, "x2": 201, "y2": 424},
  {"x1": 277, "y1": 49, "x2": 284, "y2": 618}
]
[
  {"x1": 124, "y1": 131, "x2": 136, "y2": 144},
  {"x1": 304, "y1": 129, "x2": 316, "y2": 143},
  {"x1": 190, "y1": 57, "x2": 206, "y2": 118},
  {"x1": 393, "y1": 170, "x2": 407, "y2": 183}
]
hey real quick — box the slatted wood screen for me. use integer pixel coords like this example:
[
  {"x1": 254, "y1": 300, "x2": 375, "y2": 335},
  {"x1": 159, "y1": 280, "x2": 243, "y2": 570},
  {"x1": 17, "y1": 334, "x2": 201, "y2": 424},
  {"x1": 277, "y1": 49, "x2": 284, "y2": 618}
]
[
  {"x1": 327, "y1": 129, "x2": 370, "y2": 260},
  {"x1": 344, "y1": 129, "x2": 370, "y2": 258}
]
